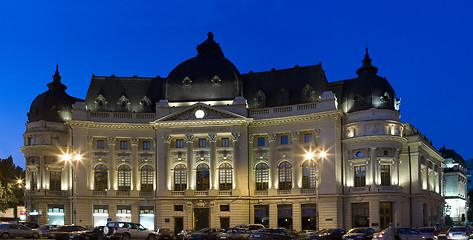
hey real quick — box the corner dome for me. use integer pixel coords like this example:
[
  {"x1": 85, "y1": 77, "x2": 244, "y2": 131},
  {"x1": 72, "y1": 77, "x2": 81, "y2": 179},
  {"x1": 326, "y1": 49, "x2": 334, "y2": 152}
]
[
  {"x1": 165, "y1": 32, "x2": 242, "y2": 102},
  {"x1": 341, "y1": 48, "x2": 398, "y2": 113},
  {"x1": 439, "y1": 146, "x2": 465, "y2": 167},
  {"x1": 28, "y1": 65, "x2": 83, "y2": 123}
]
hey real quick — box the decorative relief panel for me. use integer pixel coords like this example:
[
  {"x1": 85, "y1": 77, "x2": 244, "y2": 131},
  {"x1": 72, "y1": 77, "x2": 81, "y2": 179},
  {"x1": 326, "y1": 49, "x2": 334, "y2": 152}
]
[
  {"x1": 231, "y1": 132, "x2": 240, "y2": 141},
  {"x1": 193, "y1": 199, "x2": 210, "y2": 208}
]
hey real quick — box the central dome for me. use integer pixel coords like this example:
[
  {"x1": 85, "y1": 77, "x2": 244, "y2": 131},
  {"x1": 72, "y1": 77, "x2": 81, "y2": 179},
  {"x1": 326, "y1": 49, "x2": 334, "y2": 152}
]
[{"x1": 165, "y1": 32, "x2": 242, "y2": 102}]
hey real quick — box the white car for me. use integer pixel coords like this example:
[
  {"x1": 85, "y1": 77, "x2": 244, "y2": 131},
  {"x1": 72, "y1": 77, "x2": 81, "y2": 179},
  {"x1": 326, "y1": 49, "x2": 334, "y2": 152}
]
[{"x1": 446, "y1": 227, "x2": 471, "y2": 240}]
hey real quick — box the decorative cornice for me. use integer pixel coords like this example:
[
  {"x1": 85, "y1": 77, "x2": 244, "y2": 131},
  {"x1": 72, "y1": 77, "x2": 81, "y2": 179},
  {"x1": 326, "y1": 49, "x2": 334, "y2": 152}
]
[
  {"x1": 342, "y1": 135, "x2": 407, "y2": 145},
  {"x1": 66, "y1": 120, "x2": 154, "y2": 130},
  {"x1": 249, "y1": 110, "x2": 343, "y2": 126},
  {"x1": 153, "y1": 118, "x2": 252, "y2": 127},
  {"x1": 21, "y1": 145, "x2": 70, "y2": 155}
]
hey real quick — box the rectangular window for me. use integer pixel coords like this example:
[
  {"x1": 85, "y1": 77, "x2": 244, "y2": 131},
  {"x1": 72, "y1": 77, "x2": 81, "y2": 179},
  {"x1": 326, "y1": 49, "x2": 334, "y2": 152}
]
[
  {"x1": 304, "y1": 134, "x2": 312, "y2": 143},
  {"x1": 380, "y1": 165, "x2": 391, "y2": 186},
  {"x1": 220, "y1": 205, "x2": 230, "y2": 211},
  {"x1": 31, "y1": 171, "x2": 38, "y2": 190},
  {"x1": 354, "y1": 166, "x2": 366, "y2": 187},
  {"x1": 120, "y1": 141, "x2": 128, "y2": 150},
  {"x1": 257, "y1": 137, "x2": 265, "y2": 147},
  {"x1": 143, "y1": 141, "x2": 150, "y2": 150},
  {"x1": 50, "y1": 171, "x2": 61, "y2": 191},
  {"x1": 352, "y1": 203, "x2": 369, "y2": 227},
  {"x1": 281, "y1": 135, "x2": 288, "y2": 145},
  {"x1": 176, "y1": 139, "x2": 184, "y2": 148},
  {"x1": 174, "y1": 205, "x2": 183, "y2": 211},
  {"x1": 97, "y1": 140, "x2": 105, "y2": 149},
  {"x1": 221, "y1": 138, "x2": 229, "y2": 147},
  {"x1": 199, "y1": 139, "x2": 206, "y2": 147}
]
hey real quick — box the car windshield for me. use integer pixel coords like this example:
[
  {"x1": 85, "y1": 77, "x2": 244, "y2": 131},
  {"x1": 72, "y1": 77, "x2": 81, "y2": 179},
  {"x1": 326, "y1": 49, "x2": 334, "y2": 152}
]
[
  {"x1": 198, "y1": 228, "x2": 211, "y2": 233},
  {"x1": 450, "y1": 227, "x2": 467, "y2": 232},
  {"x1": 419, "y1": 228, "x2": 434, "y2": 233},
  {"x1": 348, "y1": 229, "x2": 366, "y2": 234}
]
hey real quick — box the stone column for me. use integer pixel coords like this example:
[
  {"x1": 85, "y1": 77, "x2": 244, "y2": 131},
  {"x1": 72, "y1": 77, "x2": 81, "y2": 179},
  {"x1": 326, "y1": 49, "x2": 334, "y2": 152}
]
[
  {"x1": 268, "y1": 133, "x2": 277, "y2": 190},
  {"x1": 426, "y1": 162, "x2": 430, "y2": 192},
  {"x1": 209, "y1": 133, "x2": 217, "y2": 189},
  {"x1": 108, "y1": 137, "x2": 116, "y2": 190},
  {"x1": 291, "y1": 131, "x2": 300, "y2": 189},
  {"x1": 131, "y1": 138, "x2": 139, "y2": 191},
  {"x1": 232, "y1": 132, "x2": 240, "y2": 190},
  {"x1": 370, "y1": 148, "x2": 377, "y2": 188},
  {"x1": 87, "y1": 137, "x2": 94, "y2": 191},
  {"x1": 186, "y1": 134, "x2": 194, "y2": 189},
  {"x1": 39, "y1": 156, "x2": 45, "y2": 190},
  {"x1": 248, "y1": 135, "x2": 255, "y2": 191},
  {"x1": 269, "y1": 203, "x2": 278, "y2": 228},
  {"x1": 393, "y1": 150, "x2": 400, "y2": 186},
  {"x1": 163, "y1": 135, "x2": 171, "y2": 191}
]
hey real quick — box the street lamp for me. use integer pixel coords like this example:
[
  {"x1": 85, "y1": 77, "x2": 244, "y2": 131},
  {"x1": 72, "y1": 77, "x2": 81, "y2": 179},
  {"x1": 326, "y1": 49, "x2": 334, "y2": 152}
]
[
  {"x1": 62, "y1": 152, "x2": 82, "y2": 225},
  {"x1": 305, "y1": 150, "x2": 327, "y2": 231}
]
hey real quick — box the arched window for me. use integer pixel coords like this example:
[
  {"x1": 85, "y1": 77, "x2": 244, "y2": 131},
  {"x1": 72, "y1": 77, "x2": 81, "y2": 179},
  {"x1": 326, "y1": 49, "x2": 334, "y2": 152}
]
[
  {"x1": 302, "y1": 160, "x2": 316, "y2": 189},
  {"x1": 174, "y1": 164, "x2": 187, "y2": 191},
  {"x1": 118, "y1": 165, "x2": 131, "y2": 191},
  {"x1": 255, "y1": 163, "x2": 269, "y2": 190},
  {"x1": 278, "y1": 162, "x2": 292, "y2": 190},
  {"x1": 196, "y1": 164, "x2": 210, "y2": 191},
  {"x1": 94, "y1": 164, "x2": 108, "y2": 191},
  {"x1": 219, "y1": 163, "x2": 232, "y2": 190},
  {"x1": 140, "y1": 165, "x2": 153, "y2": 192}
]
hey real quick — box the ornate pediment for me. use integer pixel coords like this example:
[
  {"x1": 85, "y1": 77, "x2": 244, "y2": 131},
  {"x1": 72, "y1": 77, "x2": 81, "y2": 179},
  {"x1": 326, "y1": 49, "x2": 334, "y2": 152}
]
[{"x1": 156, "y1": 103, "x2": 246, "y2": 122}]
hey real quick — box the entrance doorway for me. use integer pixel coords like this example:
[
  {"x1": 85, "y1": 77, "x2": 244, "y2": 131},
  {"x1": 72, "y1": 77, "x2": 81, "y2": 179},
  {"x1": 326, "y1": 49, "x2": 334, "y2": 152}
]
[
  {"x1": 194, "y1": 208, "x2": 209, "y2": 230},
  {"x1": 174, "y1": 217, "x2": 183, "y2": 236},
  {"x1": 380, "y1": 202, "x2": 392, "y2": 229}
]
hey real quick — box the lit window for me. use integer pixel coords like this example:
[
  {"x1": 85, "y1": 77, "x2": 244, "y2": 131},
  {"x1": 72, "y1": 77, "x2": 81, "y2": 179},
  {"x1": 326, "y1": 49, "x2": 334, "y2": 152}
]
[
  {"x1": 219, "y1": 163, "x2": 232, "y2": 190},
  {"x1": 97, "y1": 140, "x2": 105, "y2": 149},
  {"x1": 196, "y1": 164, "x2": 210, "y2": 191},
  {"x1": 174, "y1": 164, "x2": 187, "y2": 191},
  {"x1": 141, "y1": 165, "x2": 153, "y2": 192},
  {"x1": 281, "y1": 136, "x2": 288, "y2": 145},
  {"x1": 176, "y1": 139, "x2": 184, "y2": 148},
  {"x1": 118, "y1": 165, "x2": 131, "y2": 191},
  {"x1": 31, "y1": 171, "x2": 38, "y2": 190},
  {"x1": 304, "y1": 134, "x2": 312, "y2": 143},
  {"x1": 221, "y1": 138, "x2": 229, "y2": 147},
  {"x1": 143, "y1": 141, "x2": 150, "y2": 150},
  {"x1": 354, "y1": 166, "x2": 366, "y2": 187},
  {"x1": 255, "y1": 163, "x2": 269, "y2": 190},
  {"x1": 199, "y1": 139, "x2": 206, "y2": 148},
  {"x1": 278, "y1": 162, "x2": 292, "y2": 190},
  {"x1": 380, "y1": 165, "x2": 390, "y2": 186},
  {"x1": 94, "y1": 164, "x2": 108, "y2": 191},
  {"x1": 120, "y1": 141, "x2": 128, "y2": 150},
  {"x1": 50, "y1": 171, "x2": 61, "y2": 191},
  {"x1": 257, "y1": 137, "x2": 265, "y2": 147},
  {"x1": 302, "y1": 160, "x2": 316, "y2": 189}
]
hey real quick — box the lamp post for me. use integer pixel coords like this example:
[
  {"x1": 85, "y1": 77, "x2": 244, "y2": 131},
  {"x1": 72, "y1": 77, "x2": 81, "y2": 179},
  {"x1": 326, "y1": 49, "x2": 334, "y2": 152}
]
[
  {"x1": 62, "y1": 152, "x2": 82, "y2": 225},
  {"x1": 305, "y1": 150, "x2": 327, "y2": 231}
]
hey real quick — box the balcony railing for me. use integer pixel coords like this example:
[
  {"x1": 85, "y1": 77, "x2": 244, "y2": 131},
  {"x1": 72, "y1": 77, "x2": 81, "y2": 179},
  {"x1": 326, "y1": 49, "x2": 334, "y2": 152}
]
[
  {"x1": 218, "y1": 190, "x2": 232, "y2": 196},
  {"x1": 93, "y1": 191, "x2": 107, "y2": 196},
  {"x1": 171, "y1": 191, "x2": 185, "y2": 196},
  {"x1": 139, "y1": 191, "x2": 154, "y2": 197},
  {"x1": 194, "y1": 191, "x2": 208, "y2": 196},
  {"x1": 301, "y1": 188, "x2": 316, "y2": 195},
  {"x1": 116, "y1": 191, "x2": 130, "y2": 197},
  {"x1": 254, "y1": 190, "x2": 268, "y2": 196},
  {"x1": 277, "y1": 189, "x2": 291, "y2": 195}
]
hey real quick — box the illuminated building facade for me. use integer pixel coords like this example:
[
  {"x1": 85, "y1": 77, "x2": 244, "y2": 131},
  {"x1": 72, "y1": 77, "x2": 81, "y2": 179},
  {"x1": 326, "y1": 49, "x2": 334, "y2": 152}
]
[{"x1": 22, "y1": 33, "x2": 444, "y2": 231}]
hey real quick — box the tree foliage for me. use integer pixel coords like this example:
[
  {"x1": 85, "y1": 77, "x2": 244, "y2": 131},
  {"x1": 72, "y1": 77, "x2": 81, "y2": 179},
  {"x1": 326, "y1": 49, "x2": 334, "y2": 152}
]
[{"x1": 0, "y1": 156, "x2": 24, "y2": 212}]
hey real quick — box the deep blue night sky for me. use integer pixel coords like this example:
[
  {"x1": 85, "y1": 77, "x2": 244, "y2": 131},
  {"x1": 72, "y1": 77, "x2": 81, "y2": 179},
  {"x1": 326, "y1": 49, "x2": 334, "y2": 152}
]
[{"x1": 1, "y1": 1, "x2": 472, "y2": 168}]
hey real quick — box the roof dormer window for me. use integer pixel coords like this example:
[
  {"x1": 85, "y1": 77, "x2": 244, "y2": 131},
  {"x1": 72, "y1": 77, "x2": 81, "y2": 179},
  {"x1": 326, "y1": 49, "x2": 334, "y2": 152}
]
[
  {"x1": 182, "y1": 76, "x2": 192, "y2": 88},
  {"x1": 254, "y1": 90, "x2": 266, "y2": 108},
  {"x1": 117, "y1": 95, "x2": 130, "y2": 111},
  {"x1": 140, "y1": 96, "x2": 152, "y2": 111},
  {"x1": 211, "y1": 75, "x2": 222, "y2": 87},
  {"x1": 94, "y1": 94, "x2": 108, "y2": 111}
]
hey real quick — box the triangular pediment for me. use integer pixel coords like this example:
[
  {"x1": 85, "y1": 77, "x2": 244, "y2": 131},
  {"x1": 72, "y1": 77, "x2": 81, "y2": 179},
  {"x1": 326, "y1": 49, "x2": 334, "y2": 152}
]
[{"x1": 156, "y1": 103, "x2": 247, "y2": 122}]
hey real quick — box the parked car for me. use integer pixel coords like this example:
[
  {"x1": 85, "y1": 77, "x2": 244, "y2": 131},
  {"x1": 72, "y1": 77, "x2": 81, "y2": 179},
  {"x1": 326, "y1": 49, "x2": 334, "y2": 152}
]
[
  {"x1": 372, "y1": 227, "x2": 436, "y2": 240},
  {"x1": 343, "y1": 228, "x2": 376, "y2": 240},
  {"x1": 188, "y1": 228, "x2": 225, "y2": 240},
  {"x1": 310, "y1": 229, "x2": 346, "y2": 240},
  {"x1": 0, "y1": 223, "x2": 41, "y2": 239},
  {"x1": 103, "y1": 221, "x2": 157, "y2": 240},
  {"x1": 298, "y1": 230, "x2": 318, "y2": 240},
  {"x1": 20, "y1": 222, "x2": 40, "y2": 229},
  {"x1": 69, "y1": 226, "x2": 105, "y2": 240},
  {"x1": 38, "y1": 224, "x2": 58, "y2": 238},
  {"x1": 157, "y1": 228, "x2": 174, "y2": 240},
  {"x1": 249, "y1": 228, "x2": 293, "y2": 240},
  {"x1": 50, "y1": 225, "x2": 87, "y2": 240},
  {"x1": 217, "y1": 228, "x2": 251, "y2": 240},
  {"x1": 177, "y1": 230, "x2": 193, "y2": 240},
  {"x1": 446, "y1": 226, "x2": 471, "y2": 240},
  {"x1": 235, "y1": 224, "x2": 266, "y2": 232}
]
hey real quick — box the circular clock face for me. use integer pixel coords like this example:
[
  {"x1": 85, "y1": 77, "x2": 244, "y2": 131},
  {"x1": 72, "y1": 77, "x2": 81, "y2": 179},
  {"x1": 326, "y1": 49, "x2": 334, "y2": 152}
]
[{"x1": 195, "y1": 109, "x2": 205, "y2": 119}]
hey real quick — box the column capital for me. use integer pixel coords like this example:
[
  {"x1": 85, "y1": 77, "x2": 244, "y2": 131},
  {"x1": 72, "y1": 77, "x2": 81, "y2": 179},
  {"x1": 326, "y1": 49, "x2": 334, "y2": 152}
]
[
  {"x1": 268, "y1": 133, "x2": 276, "y2": 142},
  {"x1": 108, "y1": 137, "x2": 116, "y2": 144},
  {"x1": 185, "y1": 134, "x2": 194, "y2": 143},
  {"x1": 163, "y1": 135, "x2": 171, "y2": 144},
  {"x1": 231, "y1": 132, "x2": 240, "y2": 142},
  {"x1": 291, "y1": 131, "x2": 299, "y2": 139},
  {"x1": 208, "y1": 133, "x2": 217, "y2": 142},
  {"x1": 131, "y1": 137, "x2": 138, "y2": 145},
  {"x1": 87, "y1": 137, "x2": 94, "y2": 144}
]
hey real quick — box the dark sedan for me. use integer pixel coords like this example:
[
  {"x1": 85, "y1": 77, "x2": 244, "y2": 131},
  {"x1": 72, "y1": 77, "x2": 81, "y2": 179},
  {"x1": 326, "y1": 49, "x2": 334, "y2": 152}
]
[
  {"x1": 217, "y1": 228, "x2": 251, "y2": 240},
  {"x1": 310, "y1": 229, "x2": 346, "y2": 240},
  {"x1": 249, "y1": 228, "x2": 293, "y2": 240},
  {"x1": 69, "y1": 226, "x2": 105, "y2": 240},
  {"x1": 188, "y1": 228, "x2": 225, "y2": 240},
  {"x1": 50, "y1": 225, "x2": 87, "y2": 240},
  {"x1": 157, "y1": 228, "x2": 174, "y2": 240},
  {"x1": 343, "y1": 228, "x2": 375, "y2": 240}
]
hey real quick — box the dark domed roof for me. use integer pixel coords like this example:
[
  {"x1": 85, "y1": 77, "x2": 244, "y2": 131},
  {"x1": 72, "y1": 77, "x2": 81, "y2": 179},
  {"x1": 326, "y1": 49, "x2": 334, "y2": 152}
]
[
  {"x1": 28, "y1": 66, "x2": 83, "y2": 123},
  {"x1": 341, "y1": 48, "x2": 397, "y2": 113},
  {"x1": 165, "y1": 32, "x2": 242, "y2": 102},
  {"x1": 439, "y1": 146, "x2": 466, "y2": 167}
]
